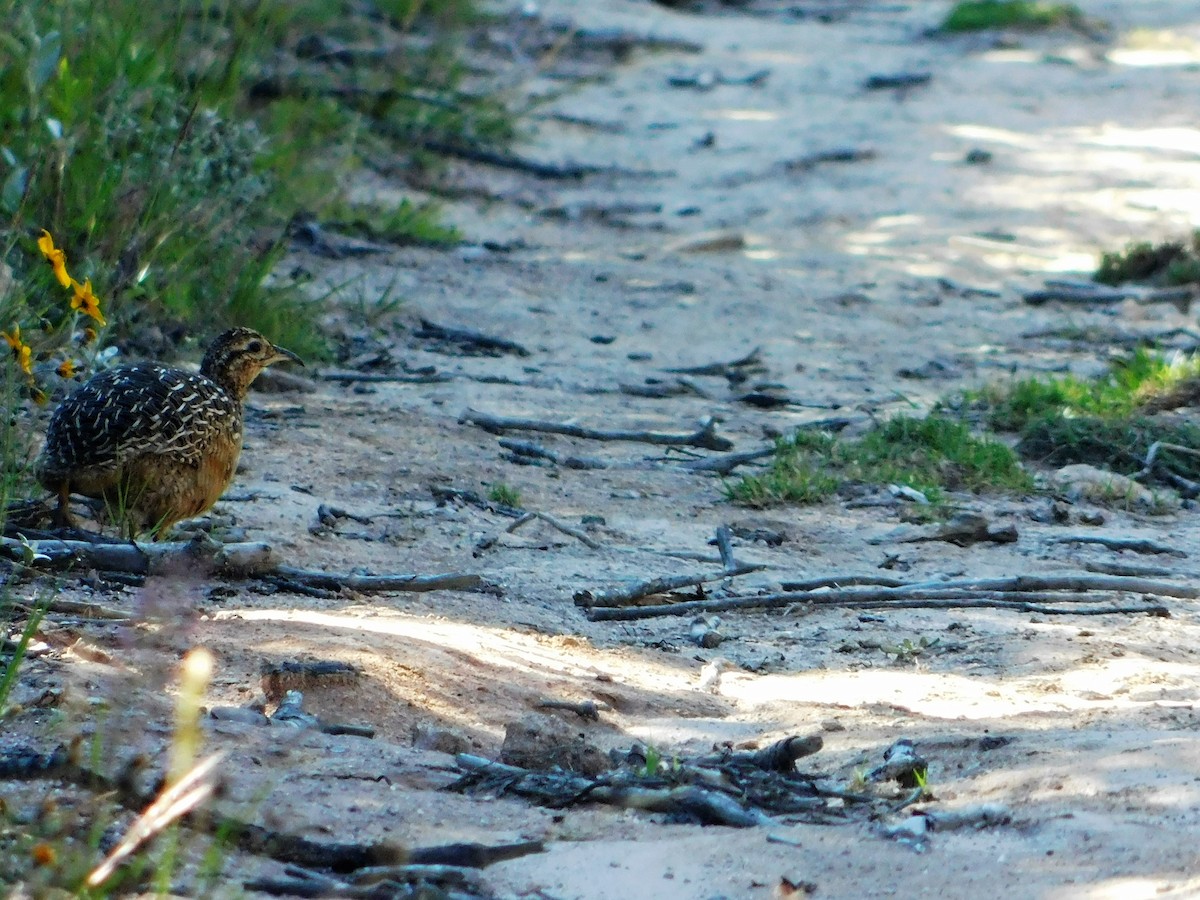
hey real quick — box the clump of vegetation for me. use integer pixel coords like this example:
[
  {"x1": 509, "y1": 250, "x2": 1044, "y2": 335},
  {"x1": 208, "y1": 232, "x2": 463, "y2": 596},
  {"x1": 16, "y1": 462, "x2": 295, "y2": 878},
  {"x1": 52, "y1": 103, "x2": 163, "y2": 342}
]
[
  {"x1": 940, "y1": 0, "x2": 1083, "y2": 32},
  {"x1": 726, "y1": 415, "x2": 1032, "y2": 507},
  {"x1": 957, "y1": 350, "x2": 1200, "y2": 480},
  {"x1": 0, "y1": 0, "x2": 513, "y2": 520},
  {"x1": 487, "y1": 482, "x2": 522, "y2": 508},
  {"x1": 966, "y1": 349, "x2": 1200, "y2": 429},
  {"x1": 0, "y1": 0, "x2": 512, "y2": 381},
  {"x1": 1094, "y1": 231, "x2": 1200, "y2": 288}
]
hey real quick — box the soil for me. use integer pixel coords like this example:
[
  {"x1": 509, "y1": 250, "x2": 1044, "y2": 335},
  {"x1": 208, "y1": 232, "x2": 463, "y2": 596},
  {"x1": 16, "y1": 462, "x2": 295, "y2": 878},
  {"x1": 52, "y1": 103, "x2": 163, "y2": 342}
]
[{"x1": 7, "y1": 1, "x2": 1200, "y2": 898}]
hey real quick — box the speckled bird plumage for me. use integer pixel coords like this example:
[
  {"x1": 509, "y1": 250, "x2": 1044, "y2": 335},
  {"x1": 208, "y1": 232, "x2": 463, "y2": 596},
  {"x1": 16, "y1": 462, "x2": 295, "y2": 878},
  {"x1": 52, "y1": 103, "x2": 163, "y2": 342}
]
[{"x1": 36, "y1": 327, "x2": 302, "y2": 535}]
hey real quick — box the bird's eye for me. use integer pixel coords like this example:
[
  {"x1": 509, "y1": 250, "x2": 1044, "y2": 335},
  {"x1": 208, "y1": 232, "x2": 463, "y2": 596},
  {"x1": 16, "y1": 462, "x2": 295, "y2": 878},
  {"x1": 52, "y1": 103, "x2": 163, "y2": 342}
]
[{"x1": 247, "y1": 340, "x2": 263, "y2": 353}]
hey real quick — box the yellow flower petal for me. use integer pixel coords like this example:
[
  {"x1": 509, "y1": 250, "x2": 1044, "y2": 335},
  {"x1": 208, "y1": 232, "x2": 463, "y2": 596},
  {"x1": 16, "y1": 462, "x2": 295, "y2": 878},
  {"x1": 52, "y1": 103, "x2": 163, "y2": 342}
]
[
  {"x1": 38, "y1": 231, "x2": 71, "y2": 288},
  {"x1": 17, "y1": 344, "x2": 31, "y2": 375},
  {"x1": 70, "y1": 279, "x2": 107, "y2": 327},
  {"x1": 36, "y1": 230, "x2": 55, "y2": 258},
  {"x1": 57, "y1": 359, "x2": 77, "y2": 378},
  {"x1": 2, "y1": 327, "x2": 20, "y2": 350}
]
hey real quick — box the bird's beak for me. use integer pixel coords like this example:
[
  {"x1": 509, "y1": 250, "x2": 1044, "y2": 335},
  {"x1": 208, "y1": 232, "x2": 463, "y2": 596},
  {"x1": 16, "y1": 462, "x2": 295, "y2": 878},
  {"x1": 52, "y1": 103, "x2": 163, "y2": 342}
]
[{"x1": 269, "y1": 346, "x2": 304, "y2": 367}]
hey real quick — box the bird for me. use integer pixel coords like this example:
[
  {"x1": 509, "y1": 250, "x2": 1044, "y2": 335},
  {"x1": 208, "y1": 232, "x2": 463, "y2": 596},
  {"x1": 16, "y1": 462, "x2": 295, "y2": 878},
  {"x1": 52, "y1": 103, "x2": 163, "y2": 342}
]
[{"x1": 35, "y1": 327, "x2": 303, "y2": 537}]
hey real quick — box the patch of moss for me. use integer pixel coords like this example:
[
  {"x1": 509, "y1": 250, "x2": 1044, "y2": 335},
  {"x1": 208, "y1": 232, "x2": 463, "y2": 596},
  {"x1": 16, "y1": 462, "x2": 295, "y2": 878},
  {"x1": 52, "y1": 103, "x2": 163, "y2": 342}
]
[
  {"x1": 941, "y1": 1, "x2": 1082, "y2": 33},
  {"x1": 726, "y1": 416, "x2": 1031, "y2": 507}
]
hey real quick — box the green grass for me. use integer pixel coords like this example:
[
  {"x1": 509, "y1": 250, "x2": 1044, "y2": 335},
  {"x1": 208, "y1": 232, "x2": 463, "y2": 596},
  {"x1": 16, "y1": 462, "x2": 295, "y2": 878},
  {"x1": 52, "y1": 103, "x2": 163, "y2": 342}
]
[
  {"x1": 726, "y1": 416, "x2": 1032, "y2": 507},
  {"x1": 1095, "y1": 231, "x2": 1200, "y2": 287},
  {"x1": 0, "y1": 0, "x2": 511, "y2": 385},
  {"x1": 962, "y1": 349, "x2": 1200, "y2": 430},
  {"x1": 941, "y1": 0, "x2": 1083, "y2": 32},
  {"x1": 956, "y1": 350, "x2": 1200, "y2": 480},
  {"x1": 487, "y1": 483, "x2": 522, "y2": 508}
]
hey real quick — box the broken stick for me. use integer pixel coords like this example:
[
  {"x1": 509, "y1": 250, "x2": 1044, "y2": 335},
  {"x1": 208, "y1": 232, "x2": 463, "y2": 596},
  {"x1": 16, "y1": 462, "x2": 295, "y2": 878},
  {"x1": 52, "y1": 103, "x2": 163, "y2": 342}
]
[
  {"x1": 574, "y1": 562, "x2": 760, "y2": 608},
  {"x1": 461, "y1": 408, "x2": 734, "y2": 451}
]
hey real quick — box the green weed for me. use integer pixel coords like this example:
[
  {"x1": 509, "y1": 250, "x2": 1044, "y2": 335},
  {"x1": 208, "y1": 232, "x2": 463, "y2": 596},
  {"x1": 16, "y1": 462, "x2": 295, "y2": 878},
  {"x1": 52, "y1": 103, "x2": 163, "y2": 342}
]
[
  {"x1": 487, "y1": 483, "x2": 522, "y2": 508},
  {"x1": 956, "y1": 351, "x2": 1200, "y2": 481},
  {"x1": 961, "y1": 349, "x2": 1200, "y2": 430},
  {"x1": 1095, "y1": 232, "x2": 1200, "y2": 287},
  {"x1": 941, "y1": 0, "x2": 1083, "y2": 32},
  {"x1": 726, "y1": 416, "x2": 1032, "y2": 507}
]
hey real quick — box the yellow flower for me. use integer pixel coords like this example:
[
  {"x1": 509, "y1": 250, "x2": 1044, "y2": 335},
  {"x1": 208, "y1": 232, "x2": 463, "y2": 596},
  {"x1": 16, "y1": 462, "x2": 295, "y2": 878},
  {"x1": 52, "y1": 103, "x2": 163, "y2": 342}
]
[
  {"x1": 57, "y1": 358, "x2": 77, "y2": 378},
  {"x1": 37, "y1": 230, "x2": 72, "y2": 288},
  {"x1": 69, "y1": 278, "x2": 107, "y2": 327},
  {"x1": 2, "y1": 327, "x2": 33, "y2": 376},
  {"x1": 80, "y1": 326, "x2": 98, "y2": 346}
]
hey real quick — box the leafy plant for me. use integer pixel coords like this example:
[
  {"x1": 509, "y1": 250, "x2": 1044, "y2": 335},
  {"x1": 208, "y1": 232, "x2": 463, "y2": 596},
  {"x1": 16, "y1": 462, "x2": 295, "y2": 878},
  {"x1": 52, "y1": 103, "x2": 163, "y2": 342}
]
[
  {"x1": 941, "y1": 0, "x2": 1083, "y2": 32},
  {"x1": 487, "y1": 482, "x2": 522, "y2": 508},
  {"x1": 1095, "y1": 232, "x2": 1200, "y2": 287},
  {"x1": 726, "y1": 416, "x2": 1031, "y2": 507}
]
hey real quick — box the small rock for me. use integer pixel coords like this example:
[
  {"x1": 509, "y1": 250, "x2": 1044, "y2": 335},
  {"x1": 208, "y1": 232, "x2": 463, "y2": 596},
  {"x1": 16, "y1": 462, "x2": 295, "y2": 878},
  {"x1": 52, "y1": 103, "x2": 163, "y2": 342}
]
[
  {"x1": 411, "y1": 723, "x2": 471, "y2": 755},
  {"x1": 501, "y1": 714, "x2": 609, "y2": 776},
  {"x1": 1053, "y1": 464, "x2": 1164, "y2": 509}
]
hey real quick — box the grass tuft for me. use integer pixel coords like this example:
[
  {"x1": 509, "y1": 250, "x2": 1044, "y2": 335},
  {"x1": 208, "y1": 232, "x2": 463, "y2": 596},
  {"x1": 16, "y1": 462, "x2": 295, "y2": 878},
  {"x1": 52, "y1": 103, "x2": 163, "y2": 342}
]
[
  {"x1": 956, "y1": 350, "x2": 1200, "y2": 480},
  {"x1": 941, "y1": 0, "x2": 1083, "y2": 32},
  {"x1": 726, "y1": 416, "x2": 1031, "y2": 507},
  {"x1": 1095, "y1": 231, "x2": 1200, "y2": 288}
]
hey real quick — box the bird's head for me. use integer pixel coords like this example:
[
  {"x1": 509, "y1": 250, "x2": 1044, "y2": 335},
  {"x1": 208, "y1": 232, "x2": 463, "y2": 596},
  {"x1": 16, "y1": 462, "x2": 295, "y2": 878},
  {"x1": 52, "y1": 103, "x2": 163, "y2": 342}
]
[{"x1": 200, "y1": 327, "x2": 304, "y2": 398}]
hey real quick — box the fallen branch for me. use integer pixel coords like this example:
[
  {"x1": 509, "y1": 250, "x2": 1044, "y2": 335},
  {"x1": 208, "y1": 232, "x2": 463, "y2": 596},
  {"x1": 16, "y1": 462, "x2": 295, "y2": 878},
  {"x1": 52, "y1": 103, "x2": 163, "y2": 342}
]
[
  {"x1": 665, "y1": 346, "x2": 765, "y2": 380},
  {"x1": 420, "y1": 139, "x2": 603, "y2": 179},
  {"x1": 1049, "y1": 535, "x2": 1186, "y2": 556},
  {"x1": 507, "y1": 511, "x2": 601, "y2": 550},
  {"x1": 498, "y1": 437, "x2": 771, "y2": 475},
  {"x1": 272, "y1": 566, "x2": 483, "y2": 593},
  {"x1": 0, "y1": 536, "x2": 276, "y2": 576},
  {"x1": 574, "y1": 563, "x2": 761, "y2": 608},
  {"x1": 535, "y1": 698, "x2": 604, "y2": 721},
  {"x1": 2, "y1": 536, "x2": 483, "y2": 596},
  {"x1": 320, "y1": 370, "x2": 452, "y2": 384},
  {"x1": 585, "y1": 572, "x2": 1193, "y2": 620},
  {"x1": 1023, "y1": 280, "x2": 1194, "y2": 312},
  {"x1": 461, "y1": 408, "x2": 733, "y2": 451},
  {"x1": 675, "y1": 445, "x2": 775, "y2": 474},
  {"x1": 592, "y1": 595, "x2": 1169, "y2": 620},
  {"x1": 414, "y1": 318, "x2": 530, "y2": 357}
]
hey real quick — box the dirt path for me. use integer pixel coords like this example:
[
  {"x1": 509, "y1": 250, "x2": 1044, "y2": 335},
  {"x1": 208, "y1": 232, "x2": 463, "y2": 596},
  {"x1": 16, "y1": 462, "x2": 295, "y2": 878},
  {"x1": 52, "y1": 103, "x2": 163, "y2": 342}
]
[{"x1": 9, "y1": 1, "x2": 1200, "y2": 897}]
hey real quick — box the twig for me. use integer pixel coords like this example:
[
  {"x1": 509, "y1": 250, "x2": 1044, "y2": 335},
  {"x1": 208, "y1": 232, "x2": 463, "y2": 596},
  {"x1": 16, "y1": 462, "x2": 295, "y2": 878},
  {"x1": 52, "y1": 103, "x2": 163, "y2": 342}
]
[
  {"x1": 1023, "y1": 281, "x2": 1195, "y2": 312},
  {"x1": 272, "y1": 567, "x2": 483, "y2": 593},
  {"x1": 676, "y1": 445, "x2": 775, "y2": 474},
  {"x1": 535, "y1": 698, "x2": 603, "y2": 721},
  {"x1": 665, "y1": 347, "x2": 764, "y2": 378},
  {"x1": 574, "y1": 563, "x2": 761, "y2": 608},
  {"x1": 460, "y1": 409, "x2": 733, "y2": 451},
  {"x1": 414, "y1": 318, "x2": 530, "y2": 357},
  {"x1": 507, "y1": 511, "x2": 601, "y2": 550},
  {"x1": 714, "y1": 524, "x2": 736, "y2": 572},
  {"x1": 499, "y1": 438, "x2": 771, "y2": 475},
  {"x1": 14, "y1": 598, "x2": 130, "y2": 621},
  {"x1": 1134, "y1": 441, "x2": 1200, "y2": 493},
  {"x1": 420, "y1": 139, "x2": 603, "y2": 179},
  {"x1": 1049, "y1": 535, "x2": 1186, "y2": 556},
  {"x1": 320, "y1": 370, "x2": 453, "y2": 384}
]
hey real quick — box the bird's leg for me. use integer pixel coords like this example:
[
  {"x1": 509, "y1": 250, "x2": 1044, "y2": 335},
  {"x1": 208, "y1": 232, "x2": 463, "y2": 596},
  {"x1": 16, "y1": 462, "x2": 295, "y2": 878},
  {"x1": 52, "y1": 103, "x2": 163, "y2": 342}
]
[{"x1": 52, "y1": 483, "x2": 76, "y2": 528}]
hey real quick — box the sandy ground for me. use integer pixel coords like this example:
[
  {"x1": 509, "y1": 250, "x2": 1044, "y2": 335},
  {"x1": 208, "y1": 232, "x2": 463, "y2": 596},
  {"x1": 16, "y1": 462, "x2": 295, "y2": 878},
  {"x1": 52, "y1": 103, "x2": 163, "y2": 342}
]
[{"x1": 7, "y1": 0, "x2": 1200, "y2": 897}]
